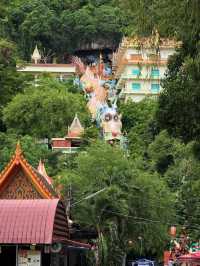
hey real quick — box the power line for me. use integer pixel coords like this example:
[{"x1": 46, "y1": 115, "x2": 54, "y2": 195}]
[{"x1": 71, "y1": 188, "x2": 107, "y2": 207}]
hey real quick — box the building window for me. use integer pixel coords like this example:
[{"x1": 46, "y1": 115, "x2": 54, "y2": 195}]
[
  {"x1": 151, "y1": 68, "x2": 160, "y2": 78},
  {"x1": 132, "y1": 69, "x2": 141, "y2": 76},
  {"x1": 132, "y1": 83, "x2": 141, "y2": 91},
  {"x1": 151, "y1": 83, "x2": 160, "y2": 93}
]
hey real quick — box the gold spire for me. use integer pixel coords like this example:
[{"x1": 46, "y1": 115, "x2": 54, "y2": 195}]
[{"x1": 15, "y1": 141, "x2": 22, "y2": 157}]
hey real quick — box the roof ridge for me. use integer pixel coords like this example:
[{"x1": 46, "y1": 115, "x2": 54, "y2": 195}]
[{"x1": 0, "y1": 142, "x2": 57, "y2": 199}]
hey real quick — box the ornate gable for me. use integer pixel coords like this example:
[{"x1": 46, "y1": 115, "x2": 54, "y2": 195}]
[
  {"x1": 0, "y1": 169, "x2": 42, "y2": 199},
  {"x1": 0, "y1": 143, "x2": 58, "y2": 199}
]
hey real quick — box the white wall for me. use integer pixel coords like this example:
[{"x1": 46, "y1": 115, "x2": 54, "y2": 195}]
[{"x1": 118, "y1": 46, "x2": 177, "y2": 102}]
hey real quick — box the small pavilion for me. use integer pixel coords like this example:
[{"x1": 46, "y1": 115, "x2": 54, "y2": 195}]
[{"x1": 51, "y1": 114, "x2": 84, "y2": 153}]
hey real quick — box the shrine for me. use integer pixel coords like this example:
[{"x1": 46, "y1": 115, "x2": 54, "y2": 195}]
[
  {"x1": 17, "y1": 46, "x2": 76, "y2": 81},
  {"x1": 51, "y1": 114, "x2": 84, "y2": 153}
]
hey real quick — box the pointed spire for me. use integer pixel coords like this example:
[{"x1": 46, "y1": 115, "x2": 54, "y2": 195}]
[
  {"x1": 99, "y1": 52, "x2": 103, "y2": 63},
  {"x1": 15, "y1": 141, "x2": 22, "y2": 157},
  {"x1": 31, "y1": 45, "x2": 41, "y2": 64},
  {"x1": 37, "y1": 159, "x2": 53, "y2": 186},
  {"x1": 67, "y1": 114, "x2": 84, "y2": 138}
]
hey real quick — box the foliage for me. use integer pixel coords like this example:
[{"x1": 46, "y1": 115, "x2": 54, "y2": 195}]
[
  {"x1": 58, "y1": 141, "x2": 175, "y2": 263},
  {"x1": 0, "y1": 39, "x2": 31, "y2": 130},
  {"x1": 147, "y1": 130, "x2": 183, "y2": 175},
  {"x1": 3, "y1": 77, "x2": 90, "y2": 138},
  {"x1": 3, "y1": 0, "x2": 200, "y2": 60},
  {"x1": 82, "y1": 125, "x2": 100, "y2": 146},
  {"x1": 155, "y1": 0, "x2": 200, "y2": 143},
  {"x1": 156, "y1": 51, "x2": 200, "y2": 143},
  {"x1": 0, "y1": 133, "x2": 51, "y2": 171},
  {"x1": 6, "y1": 0, "x2": 125, "y2": 59},
  {"x1": 119, "y1": 99, "x2": 158, "y2": 158},
  {"x1": 114, "y1": 0, "x2": 198, "y2": 39}
]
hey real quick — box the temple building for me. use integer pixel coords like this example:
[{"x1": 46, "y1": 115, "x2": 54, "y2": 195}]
[
  {"x1": 112, "y1": 32, "x2": 181, "y2": 102},
  {"x1": 0, "y1": 142, "x2": 56, "y2": 199},
  {"x1": 17, "y1": 46, "x2": 76, "y2": 81},
  {"x1": 0, "y1": 143, "x2": 91, "y2": 266},
  {"x1": 51, "y1": 114, "x2": 84, "y2": 153}
]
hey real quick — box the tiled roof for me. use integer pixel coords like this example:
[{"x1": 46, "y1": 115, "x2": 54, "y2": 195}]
[
  {"x1": 0, "y1": 199, "x2": 68, "y2": 244},
  {"x1": 31, "y1": 166, "x2": 57, "y2": 198}
]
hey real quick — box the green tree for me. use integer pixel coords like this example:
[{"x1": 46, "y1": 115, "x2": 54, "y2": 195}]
[
  {"x1": 119, "y1": 99, "x2": 158, "y2": 158},
  {"x1": 156, "y1": 50, "x2": 200, "y2": 142},
  {"x1": 0, "y1": 39, "x2": 31, "y2": 131},
  {"x1": 58, "y1": 141, "x2": 175, "y2": 265},
  {"x1": 6, "y1": 0, "x2": 125, "y2": 59},
  {"x1": 0, "y1": 133, "x2": 51, "y2": 171},
  {"x1": 3, "y1": 77, "x2": 89, "y2": 138},
  {"x1": 155, "y1": 0, "x2": 200, "y2": 143},
  {"x1": 160, "y1": 141, "x2": 200, "y2": 238},
  {"x1": 147, "y1": 130, "x2": 184, "y2": 175}
]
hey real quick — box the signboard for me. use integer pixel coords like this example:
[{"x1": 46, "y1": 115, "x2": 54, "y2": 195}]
[{"x1": 18, "y1": 250, "x2": 41, "y2": 266}]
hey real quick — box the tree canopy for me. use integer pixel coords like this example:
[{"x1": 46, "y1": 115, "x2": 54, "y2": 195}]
[
  {"x1": 58, "y1": 141, "x2": 175, "y2": 264},
  {"x1": 3, "y1": 77, "x2": 89, "y2": 138},
  {"x1": 0, "y1": 38, "x2": 31, "y2": 131}
]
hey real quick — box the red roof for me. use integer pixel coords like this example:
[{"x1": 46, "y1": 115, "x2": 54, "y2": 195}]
[{"x1": 0, "y1": 199, "x2": 69, "y2": 244}]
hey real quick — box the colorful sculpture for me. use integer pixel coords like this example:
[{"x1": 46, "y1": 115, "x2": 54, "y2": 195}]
[
  {"x1": 71, "y1": 55, "x2": 127, "y2": 148},
  {"x1": 101, "y1": 105, "x2": 122, "y2": 142}
]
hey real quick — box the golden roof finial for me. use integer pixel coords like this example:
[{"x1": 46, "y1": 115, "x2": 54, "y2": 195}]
[{"x1": 15, "y1": 141, "x2": 22, "y2": 157}]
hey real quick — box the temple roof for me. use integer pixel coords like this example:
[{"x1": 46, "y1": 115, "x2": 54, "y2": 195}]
[
  {"x1": 0, "y1": 199, "x2": 68, "y2": 244},
  {"x1": 0, "y1": 143, "x2": 58, "y2": 199},
  {"x1": 67, "y1": 114, "x2": 84, "y2": 138},
  {"x1": 119, "y1": 35, "x2": 181, "y2": 49}
]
